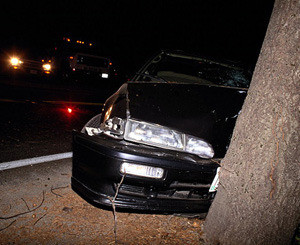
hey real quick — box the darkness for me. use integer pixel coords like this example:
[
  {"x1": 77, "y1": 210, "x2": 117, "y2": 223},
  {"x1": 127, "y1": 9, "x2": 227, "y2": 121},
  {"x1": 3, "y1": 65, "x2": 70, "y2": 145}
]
[{"x1": 1, "y1": 0, "x2": 274, "y2": 75}]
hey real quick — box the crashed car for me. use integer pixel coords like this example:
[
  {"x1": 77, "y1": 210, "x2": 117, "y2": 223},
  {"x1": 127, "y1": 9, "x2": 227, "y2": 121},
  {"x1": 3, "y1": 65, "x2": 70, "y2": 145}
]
[{"x1": 72, "y1": 50, "x2": 251, "y2": 214}]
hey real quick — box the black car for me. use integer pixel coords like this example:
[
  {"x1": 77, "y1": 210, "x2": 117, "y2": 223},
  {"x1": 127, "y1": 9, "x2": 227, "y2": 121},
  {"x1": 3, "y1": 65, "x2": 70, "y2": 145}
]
[{"x1": 71, "y1": 50, "x2": 251, "y2": 214}]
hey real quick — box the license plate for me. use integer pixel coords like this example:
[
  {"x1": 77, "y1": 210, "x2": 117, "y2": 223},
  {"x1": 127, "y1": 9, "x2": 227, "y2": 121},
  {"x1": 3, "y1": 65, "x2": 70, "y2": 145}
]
[{"x1": 209, "y1": 167, "x2": 220, "y2": 192}]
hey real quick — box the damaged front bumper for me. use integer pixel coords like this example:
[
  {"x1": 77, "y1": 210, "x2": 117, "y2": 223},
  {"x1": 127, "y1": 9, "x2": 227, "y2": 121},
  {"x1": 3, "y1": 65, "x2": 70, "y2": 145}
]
[{"x1": 72, "y1": 131, "x2": 220, "y2": 213}]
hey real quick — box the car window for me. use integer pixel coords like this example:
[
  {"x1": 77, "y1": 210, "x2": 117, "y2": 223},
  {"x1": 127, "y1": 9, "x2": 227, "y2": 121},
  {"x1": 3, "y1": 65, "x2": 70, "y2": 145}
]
[{"x1": 139, "y1": 54, "x2": 251, "y2": 88}]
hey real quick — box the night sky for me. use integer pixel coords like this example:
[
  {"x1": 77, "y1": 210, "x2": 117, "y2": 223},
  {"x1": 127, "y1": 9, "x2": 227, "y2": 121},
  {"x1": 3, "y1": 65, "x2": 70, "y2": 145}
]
[{"x1": 1, "y1": 0, "x2": 274, "y2": 74}]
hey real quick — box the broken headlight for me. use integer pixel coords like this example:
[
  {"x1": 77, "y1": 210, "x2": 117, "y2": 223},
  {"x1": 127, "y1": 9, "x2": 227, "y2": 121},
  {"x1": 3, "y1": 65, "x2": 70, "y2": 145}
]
[
  {"x1": 100, "y1": 117, "x2": 126, "y2": 138},
  {"x1": 124, "y1": 119, "x2": 214, "y2": 159}
]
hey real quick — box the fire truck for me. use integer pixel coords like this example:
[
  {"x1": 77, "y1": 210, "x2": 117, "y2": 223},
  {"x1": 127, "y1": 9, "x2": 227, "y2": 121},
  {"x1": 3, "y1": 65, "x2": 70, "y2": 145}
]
[{"x1": 46, "y1": 37, "x2": 118, "y2": 81}]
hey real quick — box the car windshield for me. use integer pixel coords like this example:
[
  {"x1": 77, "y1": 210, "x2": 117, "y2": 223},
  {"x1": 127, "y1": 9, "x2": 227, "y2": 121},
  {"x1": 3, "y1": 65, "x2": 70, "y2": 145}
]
[
  {"x1": 77, "y1": 55, "x2": 108, "y2": 67},
  {"x1": 139, "y1": 53, "x2": 251, "y2": 88}
]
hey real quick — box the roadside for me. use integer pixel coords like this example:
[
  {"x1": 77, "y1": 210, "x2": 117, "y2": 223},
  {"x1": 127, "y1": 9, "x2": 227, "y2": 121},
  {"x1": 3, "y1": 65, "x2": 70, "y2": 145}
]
[
  {"x1": 0, "y1": 74, "x2": 120, "y2": 163},
  {"x1": 0, "y1": 159, "x2": 204, "y2": 244},
  {"x1": 0, "y1": 101, "x2": 98, "y2": 163}
]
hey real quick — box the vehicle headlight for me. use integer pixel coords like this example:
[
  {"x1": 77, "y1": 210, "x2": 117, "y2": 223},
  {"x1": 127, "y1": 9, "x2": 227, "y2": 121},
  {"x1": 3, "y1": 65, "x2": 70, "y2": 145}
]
[
  {"x1": 102, "y1": 73, "x2": 109, "y2": 78},
  {"x1": 124, "y1": 119, "x2": 214, "y2": 159},
  {"x1": 10, "y1": 57, "x2": 22, "y2": 67},
  {"x1": 124, "y1": 119, "x2": 184, "y2": 150},
  {"x1": 185, "y1": 135, "x2": 214, "y2": 158},
  {"x1": 43, "y1": 64, "x2": 51, "y2": 71}
]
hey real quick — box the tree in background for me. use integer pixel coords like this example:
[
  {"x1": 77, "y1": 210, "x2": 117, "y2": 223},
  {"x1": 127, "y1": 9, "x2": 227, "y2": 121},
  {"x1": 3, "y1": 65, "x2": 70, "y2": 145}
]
[{"x1": 204, "y1": 0, "x2": 300, "y2": 244}]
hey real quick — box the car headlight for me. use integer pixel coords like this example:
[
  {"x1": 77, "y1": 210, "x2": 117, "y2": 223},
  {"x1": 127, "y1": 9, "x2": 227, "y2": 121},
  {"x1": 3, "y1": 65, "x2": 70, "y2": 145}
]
[
  {"x1": 124, "y1": 119, "x2": 183, "y2": 149},
  {"x1": 124, "y1": 119, "x2": 214, "y2": 159},
  {"x1": 10, "y1": 57, "x2": 22, "y2": 67},
  {"x1": 102, "y1": 73, "x2": 109, "y2": 78},
  {"x1": 185, "y1": 135, "x2": 215, "y2": 159},
  {"x1": 42, "y1": 64, "x2": 51, "y2": 71}
]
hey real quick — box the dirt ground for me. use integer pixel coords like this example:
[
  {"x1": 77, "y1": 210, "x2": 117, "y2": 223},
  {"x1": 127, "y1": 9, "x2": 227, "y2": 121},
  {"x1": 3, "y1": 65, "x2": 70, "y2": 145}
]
[{"x1": 0, "y1": 159, "x2": 205, "y2": 245}]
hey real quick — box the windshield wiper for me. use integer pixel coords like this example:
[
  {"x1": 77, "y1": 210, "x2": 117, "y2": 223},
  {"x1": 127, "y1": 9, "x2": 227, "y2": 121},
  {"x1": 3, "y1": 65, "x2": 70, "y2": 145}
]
[{"x1": 135, "y1": 73, "x2": 169, "y2": 83}]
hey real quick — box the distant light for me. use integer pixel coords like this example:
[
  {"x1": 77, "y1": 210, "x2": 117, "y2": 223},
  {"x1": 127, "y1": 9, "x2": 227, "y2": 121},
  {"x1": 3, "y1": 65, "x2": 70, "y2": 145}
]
[
  {"x1": 67, "y1": 38, "x2": 71, "y2": 42},
  {"x1": 109, "y1": 62, "x2": 112, "y2": 66},
  {"x1": 67, "y1": 108, "x2": 72, "y2": 113},
  {"x1": 89, "y1": 43, "x2": 93, "y2": 46},
  {"x1": 42, "y1": 64, "x2": 51, "y2": 71},
  {"x1": 102, "y1": 73, "x2": 109, "y2": 78},
  {"x1": 69, "y1": 56, "x2": 74, "y2": 60},
  {"x1": 72, "y1": 68, "x2": 76, "y2": 71},
  {"x1": 10, "y1": 57, "x2": 22, "y2": 66}
]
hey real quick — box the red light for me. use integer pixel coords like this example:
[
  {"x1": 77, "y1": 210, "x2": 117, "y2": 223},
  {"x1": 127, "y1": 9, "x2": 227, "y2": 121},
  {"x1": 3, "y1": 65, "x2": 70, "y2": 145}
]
[{"x1": 67, "y1": 108, "x2": 72, "y2": 113}]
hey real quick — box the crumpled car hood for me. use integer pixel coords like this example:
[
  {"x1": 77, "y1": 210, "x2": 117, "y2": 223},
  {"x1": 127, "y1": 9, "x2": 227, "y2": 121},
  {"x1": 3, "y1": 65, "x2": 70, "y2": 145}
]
[{"x1": 126, "y1": 82, "x2": 247, "y2": 157}]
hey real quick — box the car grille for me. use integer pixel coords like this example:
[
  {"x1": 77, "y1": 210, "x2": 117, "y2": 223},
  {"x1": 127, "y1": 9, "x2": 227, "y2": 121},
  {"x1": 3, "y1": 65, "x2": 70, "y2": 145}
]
[{"x1": 115, "y1": 181, "x2": 215, "y2": 201}]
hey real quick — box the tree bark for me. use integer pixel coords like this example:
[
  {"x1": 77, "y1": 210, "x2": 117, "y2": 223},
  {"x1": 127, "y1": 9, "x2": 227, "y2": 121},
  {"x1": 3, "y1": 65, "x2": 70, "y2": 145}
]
[{"x1": 203, "y1": 0, "x2": 300, "y2": 244}]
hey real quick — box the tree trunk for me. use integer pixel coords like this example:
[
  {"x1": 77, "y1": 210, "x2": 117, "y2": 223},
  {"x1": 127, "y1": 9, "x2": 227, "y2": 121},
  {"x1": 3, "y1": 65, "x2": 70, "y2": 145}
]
[{"x1": 203, "y1": 0, "x2": 300, "y2": 244}]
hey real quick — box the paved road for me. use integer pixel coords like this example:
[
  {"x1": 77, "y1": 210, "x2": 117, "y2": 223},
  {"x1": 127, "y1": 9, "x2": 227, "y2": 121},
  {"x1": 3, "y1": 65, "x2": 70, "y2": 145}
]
[
  {"x1": 0, "y1": 74, "x2": 111, "y2": 163},
  {"x1": 0, "y1": 159, "x2": 204, "y2": 244},
  {"x1": 0, "y1": 101, "x2": 99, "y2": 163}
]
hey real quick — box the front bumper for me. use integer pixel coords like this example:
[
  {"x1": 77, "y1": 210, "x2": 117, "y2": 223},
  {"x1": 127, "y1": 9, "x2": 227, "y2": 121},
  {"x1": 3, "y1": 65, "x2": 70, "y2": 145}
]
[{"x1": 72, "y1": 131, "x2": 220, "y2": 213}]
